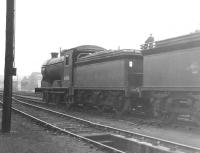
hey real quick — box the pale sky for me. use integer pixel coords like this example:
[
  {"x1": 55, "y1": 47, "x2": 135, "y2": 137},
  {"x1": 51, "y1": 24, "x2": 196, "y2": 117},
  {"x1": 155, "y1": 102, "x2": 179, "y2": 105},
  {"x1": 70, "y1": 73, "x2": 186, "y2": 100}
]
[{"x1": 0, "y1": 0, "x2": 200, "y2": 77}]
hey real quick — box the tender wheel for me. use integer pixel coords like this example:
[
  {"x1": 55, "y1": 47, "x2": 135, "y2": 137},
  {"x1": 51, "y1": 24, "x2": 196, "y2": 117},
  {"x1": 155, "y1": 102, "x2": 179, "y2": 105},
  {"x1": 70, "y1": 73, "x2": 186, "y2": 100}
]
[
  {"x1": 191, "y1": 101, "x2": 200, "y2": 126},
  {"x1": 55, "y1": 94, "x2": 61, "y2": 105},
  {"x1": 64, "y1": 95, "x2": 74, "y2": 109},
  {"x1": 192, "y1": 111, "x2": 200, "y2": 126},
  {"x1": 43, "y1": 92, "x2": 49, "y2": 104},
  {"x1": 161, "y1": 112, "x2": 178, "y2": 124},
  {"x1": 114, "y1": 97, "x2": 130, "y2": 116}
]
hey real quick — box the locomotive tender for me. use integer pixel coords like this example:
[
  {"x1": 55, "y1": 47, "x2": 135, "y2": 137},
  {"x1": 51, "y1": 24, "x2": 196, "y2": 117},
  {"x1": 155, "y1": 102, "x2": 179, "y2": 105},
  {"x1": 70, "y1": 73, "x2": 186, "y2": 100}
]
[
  {"x1": 36, "y1": 32, "x2": 200, "y2": 124},
  {"x1": 142, "y1": 32, "x2": 200, "y2": 124}
]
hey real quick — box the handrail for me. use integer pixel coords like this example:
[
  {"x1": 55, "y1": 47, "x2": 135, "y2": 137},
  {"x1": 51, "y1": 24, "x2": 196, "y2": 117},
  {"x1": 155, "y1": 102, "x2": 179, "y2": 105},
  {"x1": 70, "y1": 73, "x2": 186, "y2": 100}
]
[{"x1": 140, "y1": 42, "x2": 157, "y2": 50}]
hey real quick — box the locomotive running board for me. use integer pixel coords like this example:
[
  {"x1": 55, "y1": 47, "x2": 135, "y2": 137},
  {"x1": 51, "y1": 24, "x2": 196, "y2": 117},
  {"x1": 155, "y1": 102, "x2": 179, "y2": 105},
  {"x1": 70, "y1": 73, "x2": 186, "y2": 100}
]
[{"x1": 35, "y1": 87, "x2": 69, "y2": 93}]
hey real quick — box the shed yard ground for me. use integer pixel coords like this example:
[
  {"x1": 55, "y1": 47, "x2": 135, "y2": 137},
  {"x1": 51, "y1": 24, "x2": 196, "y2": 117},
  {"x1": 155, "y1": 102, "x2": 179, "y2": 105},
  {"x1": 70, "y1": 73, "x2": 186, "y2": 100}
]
[{"x1": 0, "y1": 108, "x2": 104, "y2": 153}]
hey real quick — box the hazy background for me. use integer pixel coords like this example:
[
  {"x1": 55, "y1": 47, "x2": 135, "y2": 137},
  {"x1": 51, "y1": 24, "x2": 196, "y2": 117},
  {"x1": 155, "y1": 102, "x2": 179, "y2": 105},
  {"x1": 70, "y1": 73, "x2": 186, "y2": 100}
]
[{"x1": 0, "y1": 0, "x2": 200, "y2": 77}]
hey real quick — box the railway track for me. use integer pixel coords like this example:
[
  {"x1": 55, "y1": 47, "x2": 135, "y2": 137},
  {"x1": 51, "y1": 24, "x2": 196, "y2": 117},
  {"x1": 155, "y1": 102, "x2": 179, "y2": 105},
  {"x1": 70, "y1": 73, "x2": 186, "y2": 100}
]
[
  {"x1": 0, "y1": 98, "x2": 123, "y2": 153},
  {"x1": 12, "y1": 93, "x2": 199, "y2": 128},
  {"x1": 1, "y1": 94, "x2": 200, "y2": 153}
]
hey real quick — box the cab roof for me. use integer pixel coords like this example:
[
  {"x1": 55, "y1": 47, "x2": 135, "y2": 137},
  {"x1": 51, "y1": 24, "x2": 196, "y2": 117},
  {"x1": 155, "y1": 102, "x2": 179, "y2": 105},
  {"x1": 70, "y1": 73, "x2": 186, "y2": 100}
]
[{"x1": 61, "y1": 45, "x2": 106, "y2": 56}]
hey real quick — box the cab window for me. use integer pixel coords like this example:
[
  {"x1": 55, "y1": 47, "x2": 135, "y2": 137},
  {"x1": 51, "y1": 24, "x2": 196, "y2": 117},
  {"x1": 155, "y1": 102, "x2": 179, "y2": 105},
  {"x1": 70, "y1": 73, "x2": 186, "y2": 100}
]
[
  {"x1": 129, "y1": 61, "x2": 134, "y2": 68},
  {"x1": 65, "y1": 55, "x2": 69, "y2": 65}
]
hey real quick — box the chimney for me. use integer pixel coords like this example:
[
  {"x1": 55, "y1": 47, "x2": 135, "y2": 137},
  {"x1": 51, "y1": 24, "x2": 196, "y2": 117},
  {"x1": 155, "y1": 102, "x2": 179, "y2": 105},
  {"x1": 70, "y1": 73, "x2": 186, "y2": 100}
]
[{"x1": 51, "y1": 52, "x2": 58, "y2": 58}]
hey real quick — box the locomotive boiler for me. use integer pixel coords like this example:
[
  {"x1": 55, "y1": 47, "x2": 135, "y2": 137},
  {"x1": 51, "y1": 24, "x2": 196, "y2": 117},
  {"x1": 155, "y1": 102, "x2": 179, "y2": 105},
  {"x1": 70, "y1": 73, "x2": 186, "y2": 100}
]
[{"x1": 41, "y1": 53, "x2": 64, "y2": 87}]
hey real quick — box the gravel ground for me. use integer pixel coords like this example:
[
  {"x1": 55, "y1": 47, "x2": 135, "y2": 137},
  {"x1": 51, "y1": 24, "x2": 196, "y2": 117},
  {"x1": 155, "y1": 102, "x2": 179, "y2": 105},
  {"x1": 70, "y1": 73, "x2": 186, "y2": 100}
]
[
  {"x1": 0, "y1": 109, "x2": 105, "y2": 153},
  {"x1": 75, "y1": 112, "x2": 200, "y2": 148},
  {"x1": 45, "y1": 106, "x2": 200, "y2": 148},
  {"x1": 9, "y1": 97, "x2": 200, "y2": 149}
]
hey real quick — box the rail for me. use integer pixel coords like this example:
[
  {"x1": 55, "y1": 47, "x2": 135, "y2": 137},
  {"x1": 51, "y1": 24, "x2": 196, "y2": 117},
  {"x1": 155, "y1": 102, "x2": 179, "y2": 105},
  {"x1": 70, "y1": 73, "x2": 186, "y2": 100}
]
[{"x1": 9, "y1": 95, "x2": 200, "y2": 153}]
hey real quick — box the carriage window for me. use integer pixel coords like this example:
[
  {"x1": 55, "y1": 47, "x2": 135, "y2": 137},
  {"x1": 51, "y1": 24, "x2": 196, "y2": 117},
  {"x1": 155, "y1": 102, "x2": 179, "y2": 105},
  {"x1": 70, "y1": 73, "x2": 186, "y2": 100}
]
[{"x1": 65, "y1": 56, "x2": 69, "y2": 65}]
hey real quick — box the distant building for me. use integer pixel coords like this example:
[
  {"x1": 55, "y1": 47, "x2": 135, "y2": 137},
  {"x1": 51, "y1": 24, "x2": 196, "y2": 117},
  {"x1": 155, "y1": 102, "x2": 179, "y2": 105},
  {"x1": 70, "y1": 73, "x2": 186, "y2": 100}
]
[
  {"x1": 13, "y1": 80, "x2": 18, "y2": 91},
  {"x1": 0, "y1": 75, "x2": 20, "y2": 91},
  {"x1": 0, "y1": 73, "x2": 42, "y2": 92},
  {"x1": 21, "y1": 72, "x2": 42, "y2": 92}
]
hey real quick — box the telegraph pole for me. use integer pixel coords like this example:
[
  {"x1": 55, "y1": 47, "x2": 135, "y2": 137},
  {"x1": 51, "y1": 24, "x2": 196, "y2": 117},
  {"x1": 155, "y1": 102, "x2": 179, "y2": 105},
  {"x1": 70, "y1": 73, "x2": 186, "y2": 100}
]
[{"x1": 1, "y1": 0, "x2": 15, "y2": 133}]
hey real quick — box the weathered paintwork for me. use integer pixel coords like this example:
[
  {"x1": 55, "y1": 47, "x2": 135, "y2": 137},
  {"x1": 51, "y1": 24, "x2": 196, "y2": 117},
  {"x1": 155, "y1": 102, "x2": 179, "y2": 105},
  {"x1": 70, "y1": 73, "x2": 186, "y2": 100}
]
[
  {"x1": 73, "y1": 50, "x2": 143, "y2": 92},
  {"x1": 143, "y1": 46, "x2": 200, "y2": 90},
  {"x1": 74, "y1": 59, "x2": 126, "y2": 89}
]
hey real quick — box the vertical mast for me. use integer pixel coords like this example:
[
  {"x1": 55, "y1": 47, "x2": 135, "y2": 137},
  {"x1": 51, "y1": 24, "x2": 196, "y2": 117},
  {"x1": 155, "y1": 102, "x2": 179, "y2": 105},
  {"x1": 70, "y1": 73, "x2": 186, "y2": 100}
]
[{"x1": 1, "y1": 0, "x2": 15, "y2": 133}]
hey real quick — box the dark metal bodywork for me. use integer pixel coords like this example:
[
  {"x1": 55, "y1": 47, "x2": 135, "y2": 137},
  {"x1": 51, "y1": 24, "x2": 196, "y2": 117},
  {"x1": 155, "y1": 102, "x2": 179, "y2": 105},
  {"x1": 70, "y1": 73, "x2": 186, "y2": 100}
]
[
  {"x1": 74, "y1": 50, "x2": 143, "y2": 95},
  {"x1": 140, "y1": 32, "x2": 200, "y2": 122},
  {"x1": 142, "y1": 32, "x2": 200, "y2": 91},
  {"x1": 42, "y1": 57, "x2": 64, "y2": 83},
  {"x1": 74, "y1": 60, "x2": 126, "y2": 89}
]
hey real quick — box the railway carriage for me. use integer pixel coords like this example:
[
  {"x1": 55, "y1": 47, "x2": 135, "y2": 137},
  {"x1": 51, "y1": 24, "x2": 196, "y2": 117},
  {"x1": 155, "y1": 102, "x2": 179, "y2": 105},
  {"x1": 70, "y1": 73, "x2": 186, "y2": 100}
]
[{"x1": 141, "y1": 32, "x2": 200, "y2": 124}]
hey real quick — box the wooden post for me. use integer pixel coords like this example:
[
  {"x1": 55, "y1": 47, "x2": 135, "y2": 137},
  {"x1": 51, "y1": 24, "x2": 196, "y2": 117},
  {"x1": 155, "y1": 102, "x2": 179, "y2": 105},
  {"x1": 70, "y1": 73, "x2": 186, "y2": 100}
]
[{"x1": 1, "y1": 0, "x2": 15, "y2": 133}]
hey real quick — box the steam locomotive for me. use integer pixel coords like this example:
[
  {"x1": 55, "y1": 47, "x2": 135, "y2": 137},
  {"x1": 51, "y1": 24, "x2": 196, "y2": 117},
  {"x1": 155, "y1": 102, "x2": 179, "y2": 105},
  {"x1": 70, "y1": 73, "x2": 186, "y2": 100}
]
[{"x1": 35, "y1": 32, "x2": 200, "y2": 124}]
